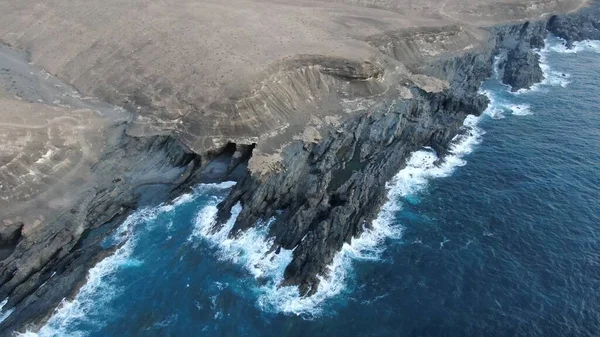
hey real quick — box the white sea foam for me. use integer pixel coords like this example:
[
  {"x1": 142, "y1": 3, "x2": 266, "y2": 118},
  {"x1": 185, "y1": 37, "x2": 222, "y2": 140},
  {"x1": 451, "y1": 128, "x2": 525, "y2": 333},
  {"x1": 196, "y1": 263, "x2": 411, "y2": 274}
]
[
  {"x1": 15, "y1": 184, "x2": 220, "y2": 337},
  {"x1": 514, "y1": 37, "x2": 579, "y2": 94},
  {"x1": 483, "y1": 90, "x2": 506, "y2": 119},
  {"x1": 548, "y1": 38, "x2": 600, "y2": 54},
  {"x1": 191, "y1": 197, "x2": 396, "y2": 316},
  {"x1": 191, "y1": 203, "x2": 297, "y2": 311},
  {"x1": 0, "y1": 298, "x2": 14, "y2": 325},
  {"x1": 190, "y1": 109, "x2": 486, "y2": 317},
  {"x1": 538, "y1": 49, "x2": 571, "y2": 89},
  {"x1": 19, "y1": 217, "x2": 140, "y2": 337},
  {"x1": 492, "y1": 54, "x2": 504, "y2": 80},
  {"x1": 481, "y1": 88, "x2": 534, "y2": 117},
  {"x1": 287, "y1": 111, "x2": 486, "y2": 313},
  {"x1": 507, "y1": 103, "x2": 532, "y2": 116}
]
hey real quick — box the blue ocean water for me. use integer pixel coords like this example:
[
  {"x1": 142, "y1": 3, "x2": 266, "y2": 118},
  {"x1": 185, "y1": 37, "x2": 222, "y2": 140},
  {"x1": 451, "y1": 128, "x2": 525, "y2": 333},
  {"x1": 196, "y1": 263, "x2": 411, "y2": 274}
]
[{"x1": 12, "y1": 37, "x2": 600, "y2": 337}]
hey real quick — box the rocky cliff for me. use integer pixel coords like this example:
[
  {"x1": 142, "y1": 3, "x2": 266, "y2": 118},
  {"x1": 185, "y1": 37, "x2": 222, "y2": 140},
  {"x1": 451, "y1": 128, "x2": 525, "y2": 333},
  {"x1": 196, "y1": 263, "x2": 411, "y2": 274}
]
[
  {"x1": 497, "y1": 1, "x2": 600, "y2": 91},
  {"x1": 0, "y1": 48, "x2": 248, "y2": 334},
  {"x1": 214, "y1": 1, "x2": 600, "y2": 296},
  {"x1": 215, "y1": 51, "x2": 493, "y2": 295},
  {"x1": 0, "y1": 0, "x2": 599, "y2": 335}
]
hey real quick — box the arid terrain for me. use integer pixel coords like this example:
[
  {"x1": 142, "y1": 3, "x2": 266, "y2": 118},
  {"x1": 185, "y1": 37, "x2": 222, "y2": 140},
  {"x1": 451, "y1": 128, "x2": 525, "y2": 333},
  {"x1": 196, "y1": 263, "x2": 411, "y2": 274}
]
[
  {"x1": 0, "y1": 0, "x2": 584, "y2": 157},
  {"x1": 0, "y1": 0, "x2": 594, "y2": 334}
]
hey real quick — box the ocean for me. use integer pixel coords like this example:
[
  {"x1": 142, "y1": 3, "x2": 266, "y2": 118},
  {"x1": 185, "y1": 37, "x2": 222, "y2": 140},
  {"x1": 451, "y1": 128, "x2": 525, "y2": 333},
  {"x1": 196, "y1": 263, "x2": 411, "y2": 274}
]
[{"x1": 8, "y1": 36, "x2": 600, "y2": 337}]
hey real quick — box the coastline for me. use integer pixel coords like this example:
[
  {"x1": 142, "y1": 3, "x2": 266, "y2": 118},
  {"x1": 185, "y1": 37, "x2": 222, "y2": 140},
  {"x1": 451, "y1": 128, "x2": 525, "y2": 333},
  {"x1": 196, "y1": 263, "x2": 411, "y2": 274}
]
[
  {"x1": 0, "y1": 0, "x2": 599, "y2": 335},
  {"x1": 212, "y1": 3, "x2": 600, "y2": 297}
]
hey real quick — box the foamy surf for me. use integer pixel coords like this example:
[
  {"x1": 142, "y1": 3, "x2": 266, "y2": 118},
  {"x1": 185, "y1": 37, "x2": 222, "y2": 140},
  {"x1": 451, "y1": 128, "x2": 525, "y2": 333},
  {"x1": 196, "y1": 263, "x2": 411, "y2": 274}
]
[
  {"x1": 190, "y1": 110, "x2": 486, "y2": 317},
  {"x1": 514, "y1": 36, "x2": 578, "y2": 94},
  {"x1": 548, "y1": 37, "x2": 600, "y2": 54},
  {"x1": 481, "y1": 89, "x2": 534, "y2": 117},
  {"x1": 191, "y1": 195, "x2": 401, "y2": 317},
  {"x1": 240, "y1": 37, "x2": 594, "y2": 315},
  {"x1": 507, "y1": 104, "x2": 532, "y2": 116},
  {"x1": 18, "y1": 214, "x2": 143, "y2": 337},
  {"x1": 15, "y1": 183, "x2": 237, "y2": 337},
  {"x1": 0, "y1": 299, "x2": 14, "y2": 325}
]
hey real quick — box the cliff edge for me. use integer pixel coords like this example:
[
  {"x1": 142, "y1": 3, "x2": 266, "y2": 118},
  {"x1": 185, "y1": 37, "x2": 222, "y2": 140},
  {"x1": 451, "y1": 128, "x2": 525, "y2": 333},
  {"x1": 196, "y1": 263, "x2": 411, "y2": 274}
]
[{"x1": 0, "y1": 0, "x2": 598, "y2": 334}]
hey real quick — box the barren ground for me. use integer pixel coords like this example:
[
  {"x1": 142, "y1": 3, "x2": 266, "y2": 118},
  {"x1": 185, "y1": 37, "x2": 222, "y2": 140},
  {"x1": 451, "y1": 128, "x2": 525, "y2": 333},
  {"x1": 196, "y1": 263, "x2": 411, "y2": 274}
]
[
  {"x1": 0, "y1": 0, "x2": 586, "y2": 252},
  {"x1": 0, "y1": 0, "x2": 584, "y2": 154}
]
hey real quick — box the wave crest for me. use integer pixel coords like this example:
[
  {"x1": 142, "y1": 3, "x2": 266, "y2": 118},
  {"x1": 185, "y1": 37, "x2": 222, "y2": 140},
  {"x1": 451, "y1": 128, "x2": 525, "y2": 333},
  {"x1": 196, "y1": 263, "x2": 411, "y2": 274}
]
[{"x1": 190, "y1": 111, "x2": 485, "y2": 317}]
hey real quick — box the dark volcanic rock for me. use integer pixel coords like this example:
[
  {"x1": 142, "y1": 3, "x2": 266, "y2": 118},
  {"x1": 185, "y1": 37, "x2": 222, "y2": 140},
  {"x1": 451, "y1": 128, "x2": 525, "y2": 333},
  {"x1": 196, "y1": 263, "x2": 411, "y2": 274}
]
[
  {"x1": 0, "y1": 222, "x2": 22, "y2": 248},
  {"x1": 502, "y1": 47, "x2": 544, "y2": 91},
  {"x1": 215, "y1": 7, "x2": 600, "y2": 296},
  {"x1": 216, "y1": 50, "x2": 494, "y2": 296},
  {"x1": 548, "y1": 1, "x2": 600, "y2": 47},
  {"x1": 498, "y1": 1, "x2": 600, "y2": 92},
  {"x1": 492, "y1": 21, "x2": 548, "y2": 90}
]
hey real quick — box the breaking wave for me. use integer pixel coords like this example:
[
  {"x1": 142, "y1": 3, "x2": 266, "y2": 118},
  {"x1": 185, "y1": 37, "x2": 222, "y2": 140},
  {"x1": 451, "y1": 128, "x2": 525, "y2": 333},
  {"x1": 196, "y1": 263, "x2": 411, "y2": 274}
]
[
  {"x1": 537, "y1": 43, "x2": 572, "y2": 89},
  {"x1": 481, "y1": 88, "x2": 534, "y2": 118},
  {"x1": 16, "y1": 183, "x2": 234, "y2": 337},
  {"x1": 548, "y1": 38, "x2": 600, "y2": 54},
  {"x1": 189, "y1": 108, "x2": 487, "y2": 317},
  {"x1": 0, "y1": 299, "x2": 14, "y2": 325},
  {"x1": 514, "y1": 35, "x2": 595, "y2": 94}
]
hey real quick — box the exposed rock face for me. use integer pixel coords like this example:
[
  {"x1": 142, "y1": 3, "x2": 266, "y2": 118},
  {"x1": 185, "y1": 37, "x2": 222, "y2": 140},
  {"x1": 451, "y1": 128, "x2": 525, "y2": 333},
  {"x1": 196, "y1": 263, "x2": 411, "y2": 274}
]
[
  {"x1": 215, "y1": 3, "x2": 600, "y2": 296},
  {"x1": 493, "y1": 21, "x2": 547, "y2": 91},
  {"x1": 497, "y1": 1, "x2": 600, "y2": 91},
  {"x1": 0, "y1": 0, "x2": 597, "y2": 334},
  {"x1": 216, "y1": 62, "x2": 492, "y2": 294},
  {"x1": 502, "y1": 48, "x2": 543, "y2": 91},
  {"x1": 548, "y1": 3, "x2": 600, "y2": 46},
  {"x1": 0, "y1": 49, "x2": 247, "y2": 335},
  {"x1": 214, "y1": 31, "x2": 495, "y2": 296}
]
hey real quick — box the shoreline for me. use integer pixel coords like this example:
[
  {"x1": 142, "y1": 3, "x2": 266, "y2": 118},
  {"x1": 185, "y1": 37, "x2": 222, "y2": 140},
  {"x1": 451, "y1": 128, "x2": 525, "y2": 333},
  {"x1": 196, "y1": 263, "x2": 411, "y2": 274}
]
[
  {"x1": 1, "y1": 0, "x2": 599, "y2": 334},
  {"x1": 211, "y1": 5, "x2": 600, "y2": 297}
]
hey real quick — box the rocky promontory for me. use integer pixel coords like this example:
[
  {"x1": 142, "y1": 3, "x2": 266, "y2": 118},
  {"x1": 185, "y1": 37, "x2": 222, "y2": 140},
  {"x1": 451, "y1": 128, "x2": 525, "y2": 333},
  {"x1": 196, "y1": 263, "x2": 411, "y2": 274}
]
[{"x1": 0, "y1": 0, "x2": 598, "y2": 334}]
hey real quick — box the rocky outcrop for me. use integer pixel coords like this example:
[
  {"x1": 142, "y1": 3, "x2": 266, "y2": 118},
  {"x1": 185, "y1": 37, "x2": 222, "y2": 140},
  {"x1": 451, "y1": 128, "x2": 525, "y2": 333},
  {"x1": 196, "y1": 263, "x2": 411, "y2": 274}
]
[
  {"x1": 0, "y1": 0, "x2": 598, "y2": 334},
  {"x1": 217, "y1": 81, "x2": 491, "y2": 295},
  {"x1": 214, "y1": 4, "x2": 600, "y2": 296},
  {"x1": 492, "y1": 21, "x2": 547, "y2": 90},
  {"x1": 214, "y1": 32, "x2": 516, "y2": 295},
  {"x1": 502, "y1": 48, "x2": 543, "y2": 91},
  {"x1": 497, "y1": 1, "x2": 600, "y2": 91},
  {"x1": 548, "y1": 2, "x2": 600, "y2": 46}
]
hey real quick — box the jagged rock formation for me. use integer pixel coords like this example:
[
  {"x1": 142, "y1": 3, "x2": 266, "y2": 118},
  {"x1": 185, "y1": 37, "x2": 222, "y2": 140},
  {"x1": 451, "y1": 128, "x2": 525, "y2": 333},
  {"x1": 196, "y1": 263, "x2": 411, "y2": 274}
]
[
  {"x1": 498, "y1": 1, "x2": 600, "y2": 91},
  {"x1": 548, "y1": 3, "x2": 600, "y2": 45},
  {"x1": 216, "y1": 2, "x2": 600, "y2": 296},
  {"x1": 493, "y1": 21, "x2": 547, "y2": 91},
  {"x1": 0, "y1": 47, "x2": 247, "y2": 334},
  {"x1": 0, "y1": 0, "x2": 597, "y2": 334},
  {"x1": 502, "y1": 48, "x2": 544, "y2": 91},
  {"x1": 216, "y1": 54, "x2": 492, "y2": 294}
]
